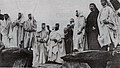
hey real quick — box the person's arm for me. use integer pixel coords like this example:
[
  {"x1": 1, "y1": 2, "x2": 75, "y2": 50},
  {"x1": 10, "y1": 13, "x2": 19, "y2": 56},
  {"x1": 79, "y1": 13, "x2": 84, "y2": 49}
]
[
  {"x1": 31, "y1": 20, "x2": 37, "y2": 32},
  {"x1": 19, "y1": 20, "x2": 25, "y2": 27},
  {"x1": 104, "y1": 7, "x2": 117, "y2": 30},
  {"x1": 37, "y1": 32, "x2": 45, "y2": 43},
  {"x1": 23, "y1": 21, "x2": 29, "y2": 31},
  {"x1": 0, "y1": 41, "x2": 5, "y2": 52},
  {"x1": 78, "y1": 17, "x2": 86, "y2": 35},
  {"x1": 56, "y1": 33, "x2": 62, "y2": 43},
  {"x1": 43, "y1": 31, "x2": 49, "y2": 43}
]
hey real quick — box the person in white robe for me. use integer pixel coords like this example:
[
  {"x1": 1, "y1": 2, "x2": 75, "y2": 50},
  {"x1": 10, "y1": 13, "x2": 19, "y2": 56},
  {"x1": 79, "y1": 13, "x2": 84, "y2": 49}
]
[
  {"x1": 1, "y1": 14, "x2": 12, "y2": 48},
  {"x1": 0, "y1": 20, "x2": 3, "y2": 41},
  {"x1": 73, "y1": 10, "x2": 86, "y2": 52},
  {"x1": 0, "y1": 10, "x2": 4, "y2": 41},
  {"x1": 12, "y1": 13, "x2": 25, "y2": 47},
  {"x1": 24, "y1": 14, "x2": 37, "y2": 50},
  {"x1": 32, "y1": 23, "x2": 48, "y2": 67},
  {"x1": 98, "y1": 0, "x2": 118, "y2": 51},
  {"x1": 48, "y1": 23, "x2": 65, "y2": 63}
]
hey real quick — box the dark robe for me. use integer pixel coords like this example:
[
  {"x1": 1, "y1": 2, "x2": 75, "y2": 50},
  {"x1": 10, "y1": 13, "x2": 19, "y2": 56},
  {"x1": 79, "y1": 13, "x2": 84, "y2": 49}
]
[
  {"x1": 86, "y1": 10, "x2": 101, "y2": 50},
  {"x1": 0, "y1": 14, "x2": 4, "y2": 20},
  {"x1": 110, "y1": 0, "x2": 120, "y2": 11},
  {"x1": 64, "y1": 27, "x2": 73, "y2": 54}
]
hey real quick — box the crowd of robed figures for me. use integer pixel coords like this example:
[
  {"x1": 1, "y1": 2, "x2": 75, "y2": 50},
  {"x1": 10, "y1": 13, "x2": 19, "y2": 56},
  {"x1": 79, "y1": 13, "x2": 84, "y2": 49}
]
[
  {"x1": 0, "y1": 0, "x2": 120, "y2": 67},
  {"x1": 0, "y1": 12, "x2": 66, "y2": 67}
]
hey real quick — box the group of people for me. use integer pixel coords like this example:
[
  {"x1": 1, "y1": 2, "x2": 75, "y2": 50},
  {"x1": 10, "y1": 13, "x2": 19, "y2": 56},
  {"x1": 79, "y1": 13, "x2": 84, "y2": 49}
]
[
  {"x1": 0, "y1": 10, "x2": 66, "y2": 67},
  {"x1": 0, "y1": 13, "x2": 37, "y2": 49},
  {"x1": 64, "y1": 0, "x2": 120, "y2": 54},
  {"x1": 0, "y1": 0, "x2": 120, "y2": 67},
  {"x1": 32, "y1": 22, "x2": 66, "y2": 67}
]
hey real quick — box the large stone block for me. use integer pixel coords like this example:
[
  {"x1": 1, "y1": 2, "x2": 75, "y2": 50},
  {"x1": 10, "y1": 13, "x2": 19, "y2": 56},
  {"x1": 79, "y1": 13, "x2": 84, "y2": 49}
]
[{"x1": 0, "y1": 48, "x2": 33, "y2": 67}]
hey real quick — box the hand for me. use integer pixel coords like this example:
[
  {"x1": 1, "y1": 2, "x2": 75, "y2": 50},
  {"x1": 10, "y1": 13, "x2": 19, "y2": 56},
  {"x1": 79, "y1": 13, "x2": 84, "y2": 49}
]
[
  {"x1": 53, "y1": 39, "x2": 57, "y2": 43},
  {"x1": 16, "y1": 23, "x2": 19, "y2": 26},
  {"x1": 77, "y1": 31, "x2": 82, "y2": 35},
  {"x1": 103, "y1": 19, "x2": 109, "y2": 24},
  {"x1": 40, "y1": 39, "x2": 43, "y2": 42},
  {"x1": 93, "y1": 26, "x2": 96, "y2": 30},
  {"x1": 43, "y1": 40, "x2": 47, "y2": 43}
]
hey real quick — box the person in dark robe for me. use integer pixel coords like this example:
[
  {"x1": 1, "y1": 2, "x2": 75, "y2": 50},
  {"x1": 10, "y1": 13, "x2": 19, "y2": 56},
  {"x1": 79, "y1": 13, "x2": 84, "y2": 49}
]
[
  {"x1": 46, "y1": 25, "x2": 51, "y2": 35},
  {"x1": 86, "y1": 3, "x2": 101, "y2": 50},
  {"x1": 0, "y1": 10, "x2": 4, "y2": 20},
  {"x1": 64, "y1": 24, "x2": 73, "y2": 54},
  {"x1": 110, "y1": 0, "x2": 120, "y2": 11}
]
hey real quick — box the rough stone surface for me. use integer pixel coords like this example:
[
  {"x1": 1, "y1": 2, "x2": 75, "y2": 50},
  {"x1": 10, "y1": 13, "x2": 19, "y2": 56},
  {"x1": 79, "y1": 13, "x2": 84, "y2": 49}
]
[{"x1": 0, "y1": 48, "x2": 33, "y2": 67}]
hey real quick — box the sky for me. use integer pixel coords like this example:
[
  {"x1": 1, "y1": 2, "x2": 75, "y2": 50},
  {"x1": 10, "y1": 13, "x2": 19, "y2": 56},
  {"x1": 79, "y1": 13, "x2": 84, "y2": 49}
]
[{"x1": 0, "y1": 0, "x2": 102, "y2": 31}]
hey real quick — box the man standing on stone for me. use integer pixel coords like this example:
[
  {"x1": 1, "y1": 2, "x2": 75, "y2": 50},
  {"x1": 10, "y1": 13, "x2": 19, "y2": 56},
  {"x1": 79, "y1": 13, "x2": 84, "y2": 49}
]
[
  {"x1": 2, "y1": 14, "x2": 12, "y2": 47},
  {"x1": 73, "y1": 10, "x2": 86, "y2": 52},
  {"x1": 24, "y1": 14, "x2": 37, "y2": 50},
  {"x1": 64, "y1": 24, "x2": 73, "y2": 54},
  {"x1": 48, "y1": 23, "x2": 65, "y2": 63},
  {"x1": 13, "y1": 13, "x2": 25, "y2": 47},
  {"x1": 98, "y1": 0, "x2": 118, "y2": 51},
  {"x1": 32, "y1": 23, "x2": 48, "y2": 67}
]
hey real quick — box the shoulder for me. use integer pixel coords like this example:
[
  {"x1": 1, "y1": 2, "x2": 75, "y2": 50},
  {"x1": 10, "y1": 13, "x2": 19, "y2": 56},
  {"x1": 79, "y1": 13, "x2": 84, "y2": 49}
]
[{"x1": 106, "y1": 6, "x2": 113, "y2": 11}]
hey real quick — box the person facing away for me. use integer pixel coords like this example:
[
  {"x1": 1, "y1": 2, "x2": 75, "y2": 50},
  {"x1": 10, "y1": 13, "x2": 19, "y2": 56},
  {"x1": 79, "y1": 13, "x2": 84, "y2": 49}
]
[
  {"x1": 24, "y1": 14, "x2": 37, "y2": 50},
  {"x1": 86, "y1": 3, "x2": 101, "y2": 50},
  {"x1": 13, "y1": 13, "x2": 25, "y2": 47},
  {"x1": 64, "y1": 24, "x2": 73, "y2": 54},
  {"x1": 32, "y1": 23, "x2": 49, "y2": 67},
  {"x1": 48, "y1": 23, "x2": 65, "y2": 63},
  {"x1": 98, "y1": 0, "x2": 118, "y2": 51},
  {"x1": 73, "y1": 10, "x2": 86, "y2": 52}
]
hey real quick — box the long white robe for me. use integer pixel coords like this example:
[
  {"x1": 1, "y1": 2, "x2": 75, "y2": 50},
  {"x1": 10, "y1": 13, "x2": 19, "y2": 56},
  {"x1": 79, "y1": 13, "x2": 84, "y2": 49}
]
[
  {"x1": 0, "y1": 20, "x2": 3, "y2": 41},
  {"x1": 48, "y1": 30, "x2": 65, "y2": 63},
  {"x1": 98, "y1": 5, "x2": 118, "y2": 47},
  {"x1": 24, "y1": 18, "x2": 37, "y2": 48},
  {"x1": 13, "y1": 16, "x2": 25, "y2": 47},
  {"x1": 1, "y1": 19, "x2": 12, "y2": 48},
  {"x1": 116, "y1": 9, "x2": 120, "y2": 44},
  {"x1": 8, "y1": 20, "x2": 17, "y2": 47},
  {"x1": 11, "y1": 23, "x2": 18, "y2": 47},
  {"x1": 73, "y1": 15, "x2": 86, "y2": 51},
  {"x1": 32, "y1": 30, "x2": 48, "y2": 67}
]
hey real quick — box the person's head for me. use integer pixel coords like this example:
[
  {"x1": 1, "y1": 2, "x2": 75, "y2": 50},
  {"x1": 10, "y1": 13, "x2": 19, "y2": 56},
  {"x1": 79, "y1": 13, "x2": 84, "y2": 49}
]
[
  {"x1": 89, "y1": 3, "x2": 99, "y2": 12},
  {"x1": 4, "y1": 14, "x2": 9, "y2": 20},
  {"x1": 52, "y1": 27, "x2": 55, "y2": 31},
  {"x1": 18, "y1": 13, "x2": 22, "y2": 19},
  {"x1": 101, "y1": 0, "x2": 108, "y2": 7},
  {"x1": 0, "y1": 10, "x2": 1, "y2": 14},
  {"x1": 70, "y1": 18, "x2": 74, "y2": 24},
  {"x1": 76, "y1": 10, "x2": 79, "y2": 17},
  {"x1": 41, "y1": 23, "x2": 46, "y2": 30},
  {"x1": 28, "y1": 14, "x2": 32, "y2": 20},
  {"x1": 55, "y1": 23, "x2": 59, "y2": 30},
  {"x1": 47, "y1": 25, "x2": 50, "y2": 30},
  {"x1": 67, "y1": 24, "x2": 70, "y2": 28}
]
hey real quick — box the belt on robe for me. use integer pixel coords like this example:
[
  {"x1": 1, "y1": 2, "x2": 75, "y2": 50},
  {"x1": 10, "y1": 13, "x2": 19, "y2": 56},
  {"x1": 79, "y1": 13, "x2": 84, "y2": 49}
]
[{"x1": 24, "y1": 30, "x2": 36, "y2": 32}]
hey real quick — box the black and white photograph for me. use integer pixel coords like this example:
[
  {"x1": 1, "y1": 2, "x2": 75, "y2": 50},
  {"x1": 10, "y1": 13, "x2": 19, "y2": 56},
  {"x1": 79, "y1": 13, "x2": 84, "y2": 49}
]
[{"x1": 0, "y1": 0, "x2": 120, "y2": 68}]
